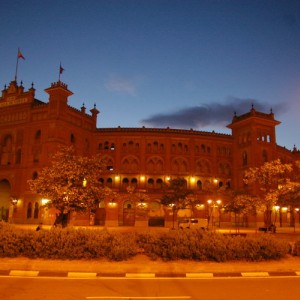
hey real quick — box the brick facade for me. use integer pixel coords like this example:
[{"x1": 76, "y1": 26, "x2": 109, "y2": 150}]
[{"x1": 0, "y1": 80, "x2": 299, "y2": 228}]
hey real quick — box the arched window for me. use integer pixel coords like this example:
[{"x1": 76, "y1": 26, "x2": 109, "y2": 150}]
[
  {"x1": 84, "y1": 139, "x2": 89, "y2": 151},
  {"x1": 131, "y1": 178, "x2": 138, "y2": 187},
  {"x1": 34, "y1": 202, "x2": 39, "y2": 219},
  {"x1": 1, "y1": 135, "x2": 13, "y2": 165},
  {"x1": 197, "y1": 180, "x2": 203, "y2": 190},
  {"x1": 262, "y1": 150, "x2": 268, "y2": 162},
  {"x1": 147, "y1": 143, "x2": 151, "y2": 153},
  {"x1": 123, "y1": 200, "x2": 133, "y2": 209},
  {"x1": 27, "y1": 202, "x2": 32, "y2": 219},
  {"x1": 171, "y1": 144, "x2": 176, "y2": 153},
  {"x1": 35, "y1": 130, "x2": 41, "y2": 140},
  {"x1": 104, "y1": 141, "x2": 109, "y2": 150},
  {"x1": 122, "y1": 178, "x2": 129, "y2": 189},
  {"x1": 156, "y1": 178, "x2": 163, "y2": 189},
  {"x1": 107, "y1": 178, "x2": 113, "y2": 187},
  {"x1": 70, "y1": 133, "x2": 75, "y2": 144},
  {"x1": 147, "y1": 178, "x2": 154, "y2": 188},
  {"x1": 242, "y1": 151, "x2": 248, "y2": 166},
  {"x1": 16, "y1": 149, "x2": 21, "y2": 164}
]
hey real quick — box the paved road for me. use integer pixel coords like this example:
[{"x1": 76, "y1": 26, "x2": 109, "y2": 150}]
[{"x1": 1, "y1": 276, "x2": 300, "y2": 300}]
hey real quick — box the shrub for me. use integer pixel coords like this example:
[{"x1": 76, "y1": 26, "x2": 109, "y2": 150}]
[
  {"x1": 138, "y1": 230, "x2": 289, "y2": 262},
  {"x1": 0, "y1": 223, "x2": 290, "y2": 261}
]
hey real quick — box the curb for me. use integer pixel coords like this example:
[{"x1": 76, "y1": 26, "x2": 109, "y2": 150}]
[{"x1": 1, "y1": 270, "x2": 300, "y2": 279}]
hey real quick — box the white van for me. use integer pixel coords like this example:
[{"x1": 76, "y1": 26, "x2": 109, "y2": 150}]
[{"x1": 178, "y1": 218, "x2": 207, "y2": 230}]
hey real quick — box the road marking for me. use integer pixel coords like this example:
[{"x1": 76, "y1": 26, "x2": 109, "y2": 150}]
[
  {"x1": 86, "y1": 297, "x2": 191, "y2": 299},
  {"x1": 68, "y1": 272, "x2": 97, "y2": 278},
  {"x1": 9, "y1": 270, "x2": 39, "y2": 277},
  {"x1": 186, "y1": 272, "x2": 213, "y2": 278},
  {"x1": 241, "y1": 272, "x2": 269, "y2": 277},
  {"x1": 125, "y1": 273, "x2": 155, "y2": 278}
]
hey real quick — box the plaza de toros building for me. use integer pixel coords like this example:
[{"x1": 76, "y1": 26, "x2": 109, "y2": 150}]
[{"x1": 0, "y1": 78, "x2": 299, "y2": 228}]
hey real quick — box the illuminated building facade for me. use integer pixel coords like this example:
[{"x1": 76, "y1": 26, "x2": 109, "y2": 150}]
[{"x1": 0, "y1": 79, "x2": 299, "y2": 228}]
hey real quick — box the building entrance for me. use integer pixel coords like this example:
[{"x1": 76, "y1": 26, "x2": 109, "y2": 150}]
[{"x1": 0, "y1": 180, "x2": 11, "y2": 222}]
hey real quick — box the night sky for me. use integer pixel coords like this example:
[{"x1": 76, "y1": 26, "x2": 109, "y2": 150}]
[{"x1": 1, "y1": 0, "x2": 300, "y2": 150}]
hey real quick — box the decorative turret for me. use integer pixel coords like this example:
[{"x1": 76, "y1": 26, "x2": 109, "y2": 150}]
[
  {"x1": 44, "y1": 81, "x2": 73, "y2": 116},
  {"x1": 227, "y1": 106, "x2": 280, "y2": 145},
  {"x1": 90, "y1": 103, "x2": 99, "y2": 122},
  {"x1": 0, "y1": 80, "x2": 35, "y2": 106},
  {"x1": 81, "y1": 103, "x2": 86, "y2": 114}
]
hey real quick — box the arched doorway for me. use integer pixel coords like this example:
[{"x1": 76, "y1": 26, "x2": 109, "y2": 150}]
[
  {"x1": 0, "y1": 179, "x2": 11, "y2": 222},
  {"x1": 123, "y1": 200, "x2": 135, "y2": 226},
  {"x1": 94, "y1": 201, "x2": 106, "y2": 225},
  {"x1": 148, "y1": 200, "x2": 165, "y2": 227}
]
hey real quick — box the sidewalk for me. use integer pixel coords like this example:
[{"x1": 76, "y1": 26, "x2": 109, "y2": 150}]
[{"x1": 1, "y1": 254, "x2": 300, "y2": 278}]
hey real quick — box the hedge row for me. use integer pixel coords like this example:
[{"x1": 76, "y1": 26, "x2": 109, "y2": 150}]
[
  {"x1": 0, "y1": 223, "x2": 291, "y2": 262},
  {"x1": 138, "y1": 230, "x2": 290, "y2": 261}
]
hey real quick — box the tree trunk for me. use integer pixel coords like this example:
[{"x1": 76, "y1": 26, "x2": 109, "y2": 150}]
[
  {"x1": 54, "y1": 211, "x2": 69, "y2": 228},
  {"x1": 264, "y1": 210, "x2": 272, "y2": 227}
]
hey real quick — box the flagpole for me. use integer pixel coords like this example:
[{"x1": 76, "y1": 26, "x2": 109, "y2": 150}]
[
  {"x1": 15, "y1": 48, "x2": 20, "y2": 81},
  {"x1": 58, "y1": 63, "x2": 61, "y2": 82},
  {"x1": 58, "y1": 63, "x2": 64, "y2": 82}
]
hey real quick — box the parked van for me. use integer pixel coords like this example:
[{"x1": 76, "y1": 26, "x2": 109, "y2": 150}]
[{"x1": 178, "y1": 218, "x2": 207, "y2": 230}]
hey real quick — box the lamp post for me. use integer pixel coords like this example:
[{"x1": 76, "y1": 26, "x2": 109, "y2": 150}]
[
  {"x1": 207, "y1": 199, "x2": 222, "y2": 230},
  {"x1": 274, "y1": 205, "x2": 280, "y2": 226},
  {"x1": 9, "y1": 197, "x2": 18, "y2": 223},
  {"x1": 207, "y1": 178, "x2": 222, "y2": 230},
  {"x1": 296, "y1": 208, "x2": 300, "y2": 230},
  {"x1": 169, "y1": 203, "x2": 176, "y2": 230}
]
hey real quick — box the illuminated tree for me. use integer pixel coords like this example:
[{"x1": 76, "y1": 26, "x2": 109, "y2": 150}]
[
  {"x1": 224, "y1": 192, "x2": 257, "y2": 232},
  {"x1": 28, "y1": 146, "x2": 112, "y2": 227},
  {"x1": 160, "y1": 178, "x2": 194, "y2": 229},
  {"x1": 276, "y1": 161, "x2": 300, "y2": 226},
  {"x1": 244, "y1": 159, "x2": 293, "y2": 226}
]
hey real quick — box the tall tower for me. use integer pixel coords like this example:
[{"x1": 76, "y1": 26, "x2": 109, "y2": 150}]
[{"x1": 227, "y1": 106, "x2": 281, "y2": 189}]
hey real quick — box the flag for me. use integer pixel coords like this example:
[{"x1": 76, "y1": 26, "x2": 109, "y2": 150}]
[
  {"x1": 18, "y1": 49, "x2": 25, "y2": 60},
  {"x1": 59, "y1": 64, "x2": 64, "y2": 74}
]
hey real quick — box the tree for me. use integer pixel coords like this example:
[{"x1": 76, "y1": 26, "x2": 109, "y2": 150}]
[
  {"x1": 160, "y1": 178, "x2": 194, "y2": 229},
  {"x1": 28, "y1": 146, "x2": 112, "y2": 227},
  {"x1": 126, "y1": 185, "x2": 150, "y2": 220},
  {"x1": 244, "y1": 159, "x2": 293, "y2": 226},
  {"x1": 223, "y1": 191, "x2": 257, "y2": 232},
  {"x1": 201, "y1": 178, "x2": 228, "y2": 229},
  {"x1": 276, "y1": 161, "x2": 300, "y2": 227}
]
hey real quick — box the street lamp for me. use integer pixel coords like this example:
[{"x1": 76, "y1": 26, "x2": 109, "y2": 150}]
[
  {"x1": 137, "y1": 199, "x2": 147, "y2": 209},
  {"x1": 206, "y1": 178, "x2": 222, "y2": 230},
  {"x1": 274, "y1": 205, "x2": 280, "y2": 226},
  {"x1": 207, "y1": 199, "x2": 222, "y2": 230},
  {"x1": 296, "y1": 208, "x2": 300, "y2": 229},
  {"x1": 9, "y1": 197, "x2": 18, "y2": 223},
  {"x1": 169, "y1": 203, "x2": 176, "y2": 230},
  {"x1": 11, "y1": 197, "x2": 18, "y2": 206},
  {"x1": 108, "y1": 199, "x2": 117, "y2": 207}
]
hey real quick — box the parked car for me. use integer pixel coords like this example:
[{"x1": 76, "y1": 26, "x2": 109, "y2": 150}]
[{"x1": 178, "y1": 218, "x2": 207, "y2": 230}]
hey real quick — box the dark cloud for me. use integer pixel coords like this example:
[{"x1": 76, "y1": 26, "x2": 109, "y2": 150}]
[{"x1": 141, "y1": 98, "x2": 286, "y2": 130}]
